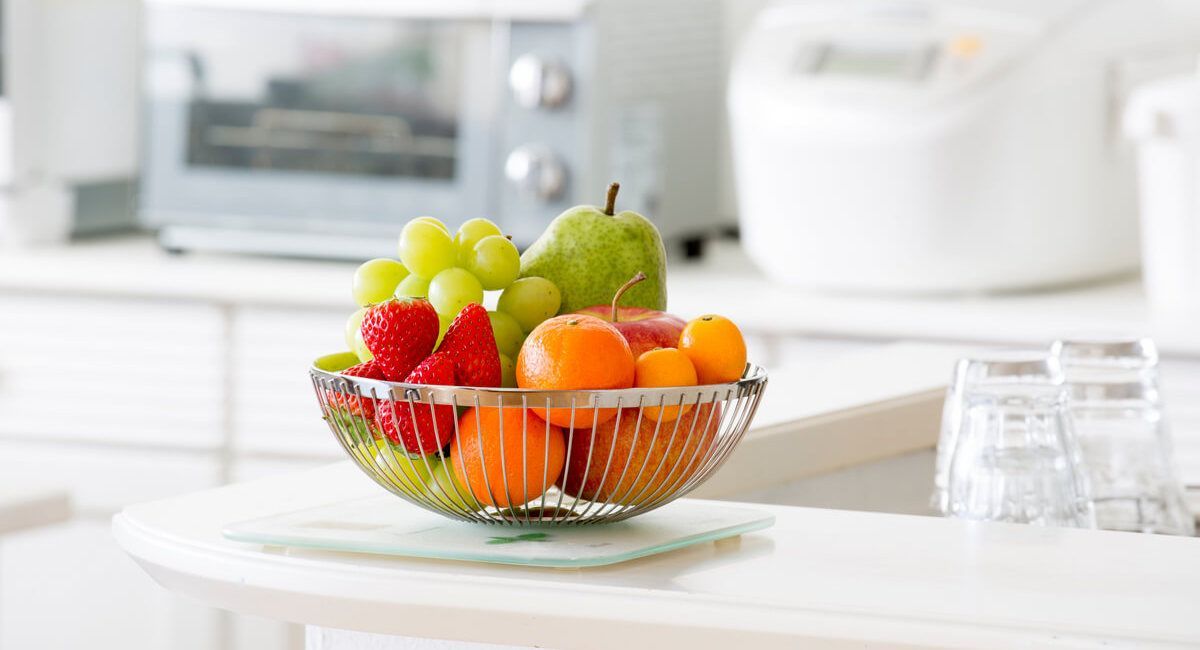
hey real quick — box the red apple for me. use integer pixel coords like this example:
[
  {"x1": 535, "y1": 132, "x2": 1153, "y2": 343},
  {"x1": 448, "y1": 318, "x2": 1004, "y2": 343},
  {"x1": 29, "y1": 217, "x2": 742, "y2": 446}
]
[
  {"x1": 559, "y1": 403, "x2": 720, "y2": 504},
  {"x1": 573, "y1": 272, "x2": 685, "y2": 359}
]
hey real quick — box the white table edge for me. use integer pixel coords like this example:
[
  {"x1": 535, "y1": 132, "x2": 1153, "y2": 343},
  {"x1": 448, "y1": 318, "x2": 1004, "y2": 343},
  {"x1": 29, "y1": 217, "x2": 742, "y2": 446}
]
[{"x1": 112, "y1": 489, "x2": 1200, "y2": 650}]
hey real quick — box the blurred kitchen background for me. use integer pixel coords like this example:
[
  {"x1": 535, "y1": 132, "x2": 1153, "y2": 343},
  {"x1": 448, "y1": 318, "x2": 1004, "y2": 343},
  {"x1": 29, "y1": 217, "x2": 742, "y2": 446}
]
[{"x1": 2, "y1": 0, "x2": 1200, "y2": 648}]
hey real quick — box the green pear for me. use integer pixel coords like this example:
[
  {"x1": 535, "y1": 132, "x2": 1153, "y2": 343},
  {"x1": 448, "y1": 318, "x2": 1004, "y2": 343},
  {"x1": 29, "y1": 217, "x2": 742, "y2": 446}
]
[{"x1": 519, "y1": 183, "x2": 667, "y2": 313}]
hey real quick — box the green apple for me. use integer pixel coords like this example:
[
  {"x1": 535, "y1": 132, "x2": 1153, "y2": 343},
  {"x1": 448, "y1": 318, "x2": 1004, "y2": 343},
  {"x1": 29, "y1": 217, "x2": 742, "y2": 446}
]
[
  {"x1": 428, "y1": 458, "x2": 482, "y2": 511},
  {"x1": 519, "y1": 182, "x2": 667, "y2": 313},
  {"x1": 329, "y1": 411, "x2": 377, "y2": 446},
  {"x1": 373, "y1": 444, "x2": 435, "y2": 496}
]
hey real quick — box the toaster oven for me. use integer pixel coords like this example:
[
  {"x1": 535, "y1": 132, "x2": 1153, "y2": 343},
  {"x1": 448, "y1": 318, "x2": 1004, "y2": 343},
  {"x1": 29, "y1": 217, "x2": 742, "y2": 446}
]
[{"x1": 140, "y1": 0, "x2": 727, "y2": 259}]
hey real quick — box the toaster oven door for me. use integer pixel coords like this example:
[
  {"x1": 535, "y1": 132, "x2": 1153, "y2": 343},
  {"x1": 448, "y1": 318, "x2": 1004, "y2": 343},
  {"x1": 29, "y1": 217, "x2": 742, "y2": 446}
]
[{"x1": 141, "y1": 4, "x2": 496, "y2": 242}]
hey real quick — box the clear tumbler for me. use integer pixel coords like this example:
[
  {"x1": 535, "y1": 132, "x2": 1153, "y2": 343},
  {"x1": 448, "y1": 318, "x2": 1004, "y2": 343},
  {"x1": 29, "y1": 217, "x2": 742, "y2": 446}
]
[
  {"x1": 945, "y1": 356, "x2": 1095, "y2": 528},
  {"x1": 1052, "y1": 337, "x2": 1194, "y2": 535},
  {"x1": 934, "y1": 352, "x2": 1064, "y2": 514}
]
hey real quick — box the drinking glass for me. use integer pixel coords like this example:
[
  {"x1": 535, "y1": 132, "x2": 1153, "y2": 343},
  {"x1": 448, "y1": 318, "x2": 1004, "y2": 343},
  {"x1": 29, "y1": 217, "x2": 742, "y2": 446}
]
[
  {"x1": 944, "y1": 356, "x2": 1095, "y2": 527},
  {"x1": 933, "y1": 351, "x2": 1064, "y2": 514},
  {"x1": 1052, "y1": 337, "x2": 1195, "y2": 535}
]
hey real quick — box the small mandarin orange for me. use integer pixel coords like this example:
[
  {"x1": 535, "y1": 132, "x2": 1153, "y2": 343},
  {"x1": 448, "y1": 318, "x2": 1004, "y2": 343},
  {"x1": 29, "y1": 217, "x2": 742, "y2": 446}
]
[
  {"x1": 634, "y1": 348, "x2": 698, "y2": 421},
  {"x1": 516, "y1": 314, "x2": 635, "y2": 427},
  {"x1": 678, "y1": 314, "x2": 746, "y2": 384}
]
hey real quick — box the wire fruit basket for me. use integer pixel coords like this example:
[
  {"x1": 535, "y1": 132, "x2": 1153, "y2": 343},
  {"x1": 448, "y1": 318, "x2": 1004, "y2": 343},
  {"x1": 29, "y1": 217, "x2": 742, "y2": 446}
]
[{"x1": 311, "y1": 353, "x2": 768, "y2": 526}]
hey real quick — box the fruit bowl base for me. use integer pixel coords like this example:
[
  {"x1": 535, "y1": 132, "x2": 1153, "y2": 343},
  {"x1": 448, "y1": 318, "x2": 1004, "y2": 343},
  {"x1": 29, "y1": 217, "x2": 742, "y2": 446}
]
[{"x1": 223, "y1": 494, "x2": 774, "y2": 569}]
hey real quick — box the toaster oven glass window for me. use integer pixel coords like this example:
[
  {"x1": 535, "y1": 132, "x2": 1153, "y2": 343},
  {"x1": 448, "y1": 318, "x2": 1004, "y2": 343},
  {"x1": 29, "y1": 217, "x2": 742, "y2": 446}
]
[
  {"x1": 178, "y1": 11, "x2": 462, "y2": 180},
  {"x1": 813, "y1": 43, "x2": 931, "y2": 80}
]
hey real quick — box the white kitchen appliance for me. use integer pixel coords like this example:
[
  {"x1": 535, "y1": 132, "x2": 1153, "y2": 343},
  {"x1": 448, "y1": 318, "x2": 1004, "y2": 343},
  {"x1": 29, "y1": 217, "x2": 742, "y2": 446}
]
[
  {"x1": 1125, "y1": 65, "x2": 1200, "y2": 320},
  {"x1": 729, "y1": 0, "x2": 1200, "y2": 293},
  {"x1": 0, "y1": 0, "x2": 140, "y2": 246}
]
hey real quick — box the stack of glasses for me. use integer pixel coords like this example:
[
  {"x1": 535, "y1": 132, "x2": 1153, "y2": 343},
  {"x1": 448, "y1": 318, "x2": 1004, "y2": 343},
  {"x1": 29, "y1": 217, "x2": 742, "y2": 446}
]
[{"x1": 934, "y1": 337, "x2": 1194, "y2": 535}]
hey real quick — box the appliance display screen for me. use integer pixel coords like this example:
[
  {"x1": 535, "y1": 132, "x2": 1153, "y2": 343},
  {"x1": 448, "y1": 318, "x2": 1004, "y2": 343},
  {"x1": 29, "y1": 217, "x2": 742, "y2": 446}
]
[
  {"x1": 813, "y1": 43, "x2": 931, "y2": 80},
  {"x1": 158, "y1": 8, "x2": 463, "y2": 180}
]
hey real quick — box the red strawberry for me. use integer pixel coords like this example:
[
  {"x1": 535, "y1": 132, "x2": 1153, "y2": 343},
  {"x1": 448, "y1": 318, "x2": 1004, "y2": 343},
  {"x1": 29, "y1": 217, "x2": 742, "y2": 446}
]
[
  {"x1": 375, "y1": 352, "x2": 457, "y2": 454},
  {"x1": 326, "y1": 360, "x2": 385, "y2": 418},
  {"x1": 361, "y1": 298, "x2": 439, "y2": 380},
  {"x1": 437, "y1": 303, "x2": 501, "y2": 387}
]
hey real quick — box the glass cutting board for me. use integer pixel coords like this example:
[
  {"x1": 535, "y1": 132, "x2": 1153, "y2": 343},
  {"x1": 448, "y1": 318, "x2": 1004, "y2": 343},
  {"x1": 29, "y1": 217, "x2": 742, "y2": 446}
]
[{"x1": 223, "y1": 496, "x2": 774, "y2": 568}]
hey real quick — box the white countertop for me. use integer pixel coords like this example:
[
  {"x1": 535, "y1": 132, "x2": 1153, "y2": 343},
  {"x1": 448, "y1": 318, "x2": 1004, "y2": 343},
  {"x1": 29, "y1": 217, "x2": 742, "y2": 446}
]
[
  {"x1": 114, "y1": 462, "x2": 1200, "y2": 649},
  {"x1": 7, "y1": 237, "x2": 1200, "y2": 489},
  {"x1": 4, "y1": 236, "x2": 1192, "y2": 353}
]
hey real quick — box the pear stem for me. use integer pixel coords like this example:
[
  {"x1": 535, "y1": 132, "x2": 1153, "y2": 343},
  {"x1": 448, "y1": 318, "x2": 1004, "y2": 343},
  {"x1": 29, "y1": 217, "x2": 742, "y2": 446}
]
[
  {"x1": 604, "y1": 182, "x2": 620, "y2": 216},
  {"x1": 611, "y1": 272, "x2": 646, "y2": 323}
]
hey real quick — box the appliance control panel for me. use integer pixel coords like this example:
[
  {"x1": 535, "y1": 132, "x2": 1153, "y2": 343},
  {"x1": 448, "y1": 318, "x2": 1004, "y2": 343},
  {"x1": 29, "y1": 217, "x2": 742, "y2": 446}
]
[{"x1": 497, "y1": 21, "x2": 585, "y2": 245}]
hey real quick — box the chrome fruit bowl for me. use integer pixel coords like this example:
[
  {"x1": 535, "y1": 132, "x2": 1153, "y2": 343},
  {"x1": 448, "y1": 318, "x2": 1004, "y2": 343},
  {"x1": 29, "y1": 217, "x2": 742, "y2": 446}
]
[{"x1": 311, "y1": 353, "x2": 768, "y2": 526}]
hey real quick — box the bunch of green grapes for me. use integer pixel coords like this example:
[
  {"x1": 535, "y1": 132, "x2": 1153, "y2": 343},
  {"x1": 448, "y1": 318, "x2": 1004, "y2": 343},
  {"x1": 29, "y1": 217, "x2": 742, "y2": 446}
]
[{"x1": 344, "y1": 217, "x2": 561, "y2": 385}]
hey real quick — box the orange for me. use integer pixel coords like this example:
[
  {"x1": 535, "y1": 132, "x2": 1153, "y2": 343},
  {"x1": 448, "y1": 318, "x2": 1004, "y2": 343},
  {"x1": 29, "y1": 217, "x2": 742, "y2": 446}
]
[
  {"x1": 451, "y1": 407, "x2": 565, "y2": 509},
  {"x1": 634, "y1": 348, "x2": 698, "y2": 422},
  {"x1": 516, "y1": 314, "x2": 635, "y2": 428},
  {"x1": 678, "y1": 315, "x2": 746, "y2": 384},
  {"x1": 559, "y1": 403, "x2": 721, "y2": 505}
]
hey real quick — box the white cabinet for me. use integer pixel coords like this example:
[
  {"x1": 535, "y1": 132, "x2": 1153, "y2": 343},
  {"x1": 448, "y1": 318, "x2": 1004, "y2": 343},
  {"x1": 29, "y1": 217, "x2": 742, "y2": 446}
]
[
  {"x1": 0, "y1": 443, "x2": 223, "y2": 650},
  {"x1": 0, "y1": 520, "x2": 221, "y2": 650},
  {"x1": 0, "y1": 291, "x2": 346, "y2": 650},
  {"x1": 0, "y1": 294, "x2": 224, "y2": 448},
  {"x1": 230, "y1": 307, "x2": 347, "y2": 459},
  {"x1": 0, "y1": 442, "x2": 222, "y2": 513},
  {"x1": 228, "y1": 613, "x2": 304, "y2": 650}
]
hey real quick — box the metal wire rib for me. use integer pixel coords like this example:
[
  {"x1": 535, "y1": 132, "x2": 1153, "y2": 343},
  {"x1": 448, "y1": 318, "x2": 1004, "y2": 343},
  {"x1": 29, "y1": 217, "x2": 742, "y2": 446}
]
[{"x1": 313, "y1": 364, "x2": 768, "y2": 526}]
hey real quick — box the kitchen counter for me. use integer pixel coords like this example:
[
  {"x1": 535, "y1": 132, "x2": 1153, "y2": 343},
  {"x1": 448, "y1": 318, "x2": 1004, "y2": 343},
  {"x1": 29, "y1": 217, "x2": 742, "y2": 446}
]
[
  {"x1": 114, "y1": 462, "x2": 1200, "y2": 649},
  {"x1": 0, "y1": 236, "x2": 1183, "y2": 352}
]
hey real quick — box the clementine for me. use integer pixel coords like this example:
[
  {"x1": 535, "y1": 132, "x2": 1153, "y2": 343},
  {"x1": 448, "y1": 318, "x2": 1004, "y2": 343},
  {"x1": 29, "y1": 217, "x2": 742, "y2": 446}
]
[
  {"x1": 516, "y1": 314, "x2": 635, "y2": 427},
  {"x1": 678, "y1": 314, "x2": 746, "y2": 384},
  {"x1": 634, "y1": 348, "x2": 698, "y2": 421}
]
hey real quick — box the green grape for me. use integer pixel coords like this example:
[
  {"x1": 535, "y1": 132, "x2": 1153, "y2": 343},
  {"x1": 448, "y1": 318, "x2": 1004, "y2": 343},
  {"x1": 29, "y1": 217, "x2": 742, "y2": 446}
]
[
  {"x1": 498, "y1": 353, "x2": 517, "y2": 388},
  {"x1": 428, "y1": 267, "x2": 483, "y2": 319},
  {"x1": 394, "y1": 274, "x2": 431, "y2": 298},
  {"x1": 497, "y1": 276, "x2": 562, "y2": 333},
  {"x1": 352, "y1": 328, "x2": 373, "y2": 362},
  {"x1": 315, "y1": 351, "x2": 361, "y2": 373},
  {"x1": 412, "y1": 216, "x2": 450, "y2": 234},
  {"x1": 435, "y1": 314, "x2": 453, "y2": 349},
  {"x1": 452, "y1": 218, "x2": 502, "y2": 265},
  {"x1": 344, "y1": 307, "x2": 369, "y2": 350},
  {"x1": 352, "y1": 258, "x2": 408, "y2": 306},
  {"x1": 487, "y1": 310, "x2": 524, "y2": 357},
  {"x1": 398, "y1": 221, "x2": 456, "y2": 279},
  {"x1": 466, "y1": 235, "x2": 520, "y2": 290}
]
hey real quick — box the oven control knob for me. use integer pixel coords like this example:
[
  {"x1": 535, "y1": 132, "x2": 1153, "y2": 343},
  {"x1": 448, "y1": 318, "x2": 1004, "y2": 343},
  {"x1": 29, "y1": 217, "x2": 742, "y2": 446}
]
[
  {"x1": 505, "y1": 145, "x2": 566, "y2": 200},
  {"x1": 509, "y1": 55, "x2": 572, "y2": 109}
]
